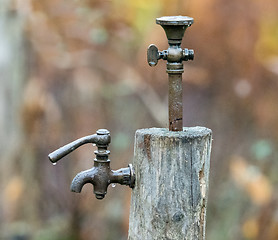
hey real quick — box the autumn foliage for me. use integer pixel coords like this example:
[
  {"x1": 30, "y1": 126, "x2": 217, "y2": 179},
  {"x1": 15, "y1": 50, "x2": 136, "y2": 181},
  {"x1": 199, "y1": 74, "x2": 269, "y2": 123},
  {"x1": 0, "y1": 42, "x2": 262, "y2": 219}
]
[{"x1": 1, "y1": 0, "x2": 278, "y2": 239}]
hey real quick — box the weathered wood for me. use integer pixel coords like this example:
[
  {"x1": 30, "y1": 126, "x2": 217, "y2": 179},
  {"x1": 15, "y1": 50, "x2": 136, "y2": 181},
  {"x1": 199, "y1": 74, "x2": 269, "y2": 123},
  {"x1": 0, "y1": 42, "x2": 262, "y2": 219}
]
[{"x1": 128, "y1": 127, "x2": 212, "y2": 240}]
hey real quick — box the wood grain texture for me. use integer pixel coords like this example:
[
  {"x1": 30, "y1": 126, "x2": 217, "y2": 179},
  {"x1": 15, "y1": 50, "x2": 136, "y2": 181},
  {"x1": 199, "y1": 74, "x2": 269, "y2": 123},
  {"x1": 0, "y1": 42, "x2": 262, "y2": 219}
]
[{"x1": 128, "y1": 127, "x2": 212, "y2": 240}]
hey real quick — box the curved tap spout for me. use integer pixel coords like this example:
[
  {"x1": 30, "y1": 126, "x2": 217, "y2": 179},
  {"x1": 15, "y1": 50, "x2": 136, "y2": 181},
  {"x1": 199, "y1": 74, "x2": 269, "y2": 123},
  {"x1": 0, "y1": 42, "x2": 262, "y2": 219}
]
[
  {"x1": 70, "y1": 167, "x2": 97, "y2": 193},
  {"x1": 71, "y1": 160, "x2": 111, "y2": 200},
  {"x1": 70, "y1": 161, "x2": 135, "y2": 199}
]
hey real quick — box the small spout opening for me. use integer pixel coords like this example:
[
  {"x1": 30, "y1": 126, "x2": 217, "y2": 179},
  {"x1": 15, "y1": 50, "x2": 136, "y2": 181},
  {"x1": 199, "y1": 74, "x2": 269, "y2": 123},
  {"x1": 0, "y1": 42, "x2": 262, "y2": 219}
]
[{"x1": 95, "y1": 193, "x2": 105, "y2": 200}]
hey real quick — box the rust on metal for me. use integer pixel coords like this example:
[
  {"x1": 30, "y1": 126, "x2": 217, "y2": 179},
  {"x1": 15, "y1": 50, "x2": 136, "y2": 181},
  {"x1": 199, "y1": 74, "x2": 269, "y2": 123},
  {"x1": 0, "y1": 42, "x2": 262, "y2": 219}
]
[
  {"x1": 147, "y1": 16, "x2": 194, "y2": 131},
  {"x1": 169, "y1": 73, "x2": 183, "y2": 131},
  {"x1": 48, "y1": 129, "x2": 135, "y2": 200}
]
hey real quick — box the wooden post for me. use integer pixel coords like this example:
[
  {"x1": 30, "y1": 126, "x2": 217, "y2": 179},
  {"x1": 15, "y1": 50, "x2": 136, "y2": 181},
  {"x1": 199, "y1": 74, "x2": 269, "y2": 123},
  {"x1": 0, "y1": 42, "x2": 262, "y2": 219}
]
[{"x1": 128, "y1": 127, "x2": 212, "y2": 240}]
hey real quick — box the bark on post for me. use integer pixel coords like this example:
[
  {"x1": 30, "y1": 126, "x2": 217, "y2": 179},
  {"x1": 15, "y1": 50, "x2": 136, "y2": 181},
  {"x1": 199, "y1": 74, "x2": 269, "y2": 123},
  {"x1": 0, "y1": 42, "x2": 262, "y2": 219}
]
[{"x1": 128, "y1": 127, "x2": 212, "y2": 240}]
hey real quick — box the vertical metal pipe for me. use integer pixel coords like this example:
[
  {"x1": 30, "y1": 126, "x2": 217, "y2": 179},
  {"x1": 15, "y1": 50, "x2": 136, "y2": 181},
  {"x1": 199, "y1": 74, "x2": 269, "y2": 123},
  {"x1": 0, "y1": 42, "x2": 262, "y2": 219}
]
[
  {"x1": 147, "y1": 16, "x2": 194, "y2": 131},
  {"x1": 168, "y1": 73, "x2": 183, "y2": 131}
]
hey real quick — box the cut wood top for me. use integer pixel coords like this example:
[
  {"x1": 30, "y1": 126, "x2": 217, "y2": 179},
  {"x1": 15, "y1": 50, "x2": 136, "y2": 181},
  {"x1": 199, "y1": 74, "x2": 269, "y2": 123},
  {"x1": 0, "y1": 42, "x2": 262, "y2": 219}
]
[{"x1": 136, "y1": 127, "x2": 212, "y2": 139}]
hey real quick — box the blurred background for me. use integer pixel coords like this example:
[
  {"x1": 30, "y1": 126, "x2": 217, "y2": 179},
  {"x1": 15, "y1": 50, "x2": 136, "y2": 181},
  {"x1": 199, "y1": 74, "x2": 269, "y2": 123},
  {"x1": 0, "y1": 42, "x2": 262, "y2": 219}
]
[{"x1": 1, "y1": 0, "x2": 278, "y2": 239}]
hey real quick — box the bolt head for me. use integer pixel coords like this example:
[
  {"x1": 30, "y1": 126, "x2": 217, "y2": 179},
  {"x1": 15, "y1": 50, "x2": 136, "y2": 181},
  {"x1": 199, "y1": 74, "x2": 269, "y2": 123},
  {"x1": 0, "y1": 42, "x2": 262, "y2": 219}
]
[
  {"x1": 188, "y1": 49, "x2": 194, "y2": 60},
  {"x1": 97, "y1": 129, "x2": 110, "y2": 135},
  {"x1": 183, "y1": 49, "x2": 194, "y2": 61}
]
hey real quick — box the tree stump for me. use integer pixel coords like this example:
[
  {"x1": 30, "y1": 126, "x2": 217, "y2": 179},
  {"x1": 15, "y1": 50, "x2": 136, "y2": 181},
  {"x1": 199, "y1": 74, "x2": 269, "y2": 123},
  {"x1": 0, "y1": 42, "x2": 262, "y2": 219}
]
[{"x1": 128, "y1": 127, "x2": 212, "y2": 240}]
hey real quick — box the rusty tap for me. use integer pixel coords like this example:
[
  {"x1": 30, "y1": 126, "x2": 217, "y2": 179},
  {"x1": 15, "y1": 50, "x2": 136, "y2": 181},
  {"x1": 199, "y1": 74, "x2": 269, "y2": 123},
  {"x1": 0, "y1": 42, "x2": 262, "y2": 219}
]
[
  {"x1": 147, "y1": 16, "x2": 194, "y2": 131},
  {"x1": 48, "y1": 129, "x2": 135, "y2": 200}
]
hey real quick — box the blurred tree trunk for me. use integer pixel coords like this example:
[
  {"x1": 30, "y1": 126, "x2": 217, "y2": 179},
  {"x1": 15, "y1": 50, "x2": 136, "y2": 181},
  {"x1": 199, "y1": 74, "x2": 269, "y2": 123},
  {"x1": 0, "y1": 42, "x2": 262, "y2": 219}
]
[
  {"x1": 0, "y1": 0, "x2": 26, "y2": 223},
  {"x1": 0, "y1": 1, "x2": 25, "y2": 156}
]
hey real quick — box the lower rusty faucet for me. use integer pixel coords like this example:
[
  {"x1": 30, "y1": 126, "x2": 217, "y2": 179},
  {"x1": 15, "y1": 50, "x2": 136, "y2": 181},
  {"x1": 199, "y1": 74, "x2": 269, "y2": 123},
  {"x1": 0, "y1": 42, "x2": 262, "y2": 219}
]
[{"x1": 48, "y1": 129, "x2": 135, "y2": 199}]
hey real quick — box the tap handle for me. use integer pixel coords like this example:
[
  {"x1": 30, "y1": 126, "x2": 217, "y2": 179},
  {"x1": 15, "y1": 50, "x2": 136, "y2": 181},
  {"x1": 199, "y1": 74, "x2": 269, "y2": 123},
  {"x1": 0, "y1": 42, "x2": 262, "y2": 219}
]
[
  {"x1": 147, "y1": 44, "x2": 160, "y2": 66},
  {"x1": 48, "y1": 129, "x2": 111, "y2": 163},
  {"x1": 147, "y1": 44, "x2": 168, "y2": 67}
]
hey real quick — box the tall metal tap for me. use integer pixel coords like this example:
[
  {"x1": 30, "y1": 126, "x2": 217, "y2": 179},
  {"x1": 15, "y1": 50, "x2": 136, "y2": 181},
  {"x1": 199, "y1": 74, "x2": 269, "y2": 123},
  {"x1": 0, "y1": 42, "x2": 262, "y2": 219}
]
[
  {"x1": 48, "y1": 129, "x2": 135, "y2": 200},
  {"x1": 147, "y1": 16, "x2": 194, "y2": 131}
]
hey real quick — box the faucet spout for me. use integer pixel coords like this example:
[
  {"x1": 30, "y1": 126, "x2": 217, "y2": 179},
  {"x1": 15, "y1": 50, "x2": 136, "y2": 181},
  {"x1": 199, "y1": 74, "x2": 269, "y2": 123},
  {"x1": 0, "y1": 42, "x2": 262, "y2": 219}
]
[{"x1": 70, "y1": 167, "x2": 97, "y2": 193}]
